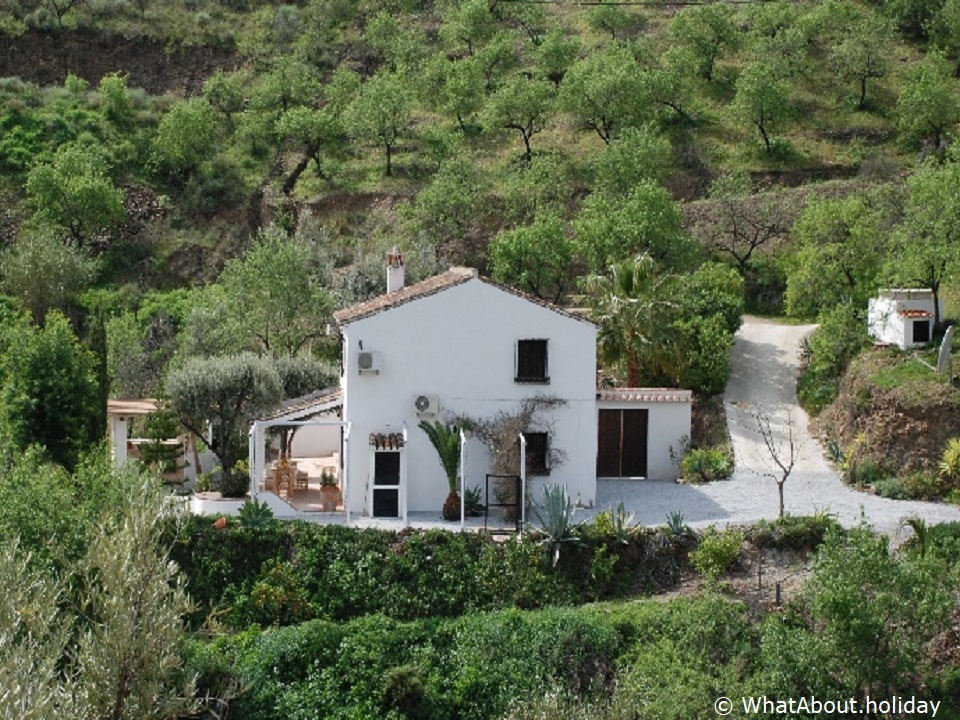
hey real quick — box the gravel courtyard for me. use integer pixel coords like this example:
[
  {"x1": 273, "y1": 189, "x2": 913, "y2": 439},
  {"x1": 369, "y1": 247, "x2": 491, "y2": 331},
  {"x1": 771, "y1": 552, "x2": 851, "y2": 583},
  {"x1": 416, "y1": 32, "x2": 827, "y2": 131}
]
[{"x1": 592, "y1": 316, "x2": 960, "y2": 536}]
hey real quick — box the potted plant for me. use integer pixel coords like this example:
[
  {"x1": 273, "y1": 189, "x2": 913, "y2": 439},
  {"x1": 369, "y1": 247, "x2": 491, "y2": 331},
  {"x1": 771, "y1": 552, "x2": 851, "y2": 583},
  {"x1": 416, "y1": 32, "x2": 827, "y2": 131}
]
[
  {"x1": 319, "y1": 471, "x2": 340, "y2": 512},
  {"x1": 418, "y1": 420, "x2": 462, "y2": 521}
]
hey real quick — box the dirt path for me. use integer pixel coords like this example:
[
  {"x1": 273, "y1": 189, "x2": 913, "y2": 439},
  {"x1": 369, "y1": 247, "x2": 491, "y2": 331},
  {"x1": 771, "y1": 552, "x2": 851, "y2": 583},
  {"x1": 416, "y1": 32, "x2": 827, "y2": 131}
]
[{"x1": 594, "y1": 316, "x2": 960, "y2": 535}]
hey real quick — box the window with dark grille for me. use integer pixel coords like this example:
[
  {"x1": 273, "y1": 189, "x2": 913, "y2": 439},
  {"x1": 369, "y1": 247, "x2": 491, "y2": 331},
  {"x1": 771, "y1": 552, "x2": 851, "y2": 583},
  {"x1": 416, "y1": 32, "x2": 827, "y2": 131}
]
[
  {"x1": 524, "y1": 432, "x2": 549, "y2": 475},
  {"x1": 516, "y1": 339, "x2": 549, "y2": 383}
]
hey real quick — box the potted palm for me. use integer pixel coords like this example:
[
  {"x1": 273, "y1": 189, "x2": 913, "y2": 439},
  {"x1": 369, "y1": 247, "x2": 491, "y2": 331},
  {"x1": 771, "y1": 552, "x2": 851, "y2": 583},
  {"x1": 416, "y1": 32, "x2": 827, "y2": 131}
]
[
  {"x1": 319, "y1": 470, "x2": 340, "y2": 512},
  {"x1": 418, "y1": 420, "x2": 462, "y2": 521}
]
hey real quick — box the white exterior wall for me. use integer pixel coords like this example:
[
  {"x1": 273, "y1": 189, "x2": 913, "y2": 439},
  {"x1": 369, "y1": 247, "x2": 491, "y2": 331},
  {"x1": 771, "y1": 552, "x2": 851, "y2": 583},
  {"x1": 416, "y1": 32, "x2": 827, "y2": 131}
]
[
  {"x1": 340, "y1": 278, "x2": 597, "y2": 515},
  {"x1": 868, "y1": 291, "x2": 942, "y2": 350},
  {"x1": 596, "y1": 399, "x2": 691, "y2": 480},
  {"x1": 287, "y1": 418, "x2": 342, "y2": 459}
]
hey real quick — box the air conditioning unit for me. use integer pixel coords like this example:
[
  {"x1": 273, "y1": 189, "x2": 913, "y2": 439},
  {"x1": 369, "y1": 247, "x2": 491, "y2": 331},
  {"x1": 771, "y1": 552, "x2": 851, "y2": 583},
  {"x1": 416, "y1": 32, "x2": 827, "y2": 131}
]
[
  {"x1": 357, "y1": 351, "x2": 382, "y2": 374},
  {"x1": 414, "y1": 394, "x2": 439, "y2": 416}
]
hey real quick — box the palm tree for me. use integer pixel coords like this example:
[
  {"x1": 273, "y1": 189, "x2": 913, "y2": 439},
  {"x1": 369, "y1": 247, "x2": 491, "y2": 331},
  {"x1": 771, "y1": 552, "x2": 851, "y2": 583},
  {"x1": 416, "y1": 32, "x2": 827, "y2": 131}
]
[
  {"x1": 418, "y1": 420, "x2": 462, "y2": 521},
  {"x1": 579, "y1": 254, "x2": 679, "y2": 387}
]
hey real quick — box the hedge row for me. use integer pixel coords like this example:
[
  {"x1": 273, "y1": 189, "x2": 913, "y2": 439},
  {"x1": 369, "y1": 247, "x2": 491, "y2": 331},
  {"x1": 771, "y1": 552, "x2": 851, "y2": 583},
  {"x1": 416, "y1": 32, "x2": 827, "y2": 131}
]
[
  {"x1": 166, "y1": 517, "x2": 695, "y2": 628},
  {"x1": 185, "y1": 596, "x2": 755, "y2": 720}
]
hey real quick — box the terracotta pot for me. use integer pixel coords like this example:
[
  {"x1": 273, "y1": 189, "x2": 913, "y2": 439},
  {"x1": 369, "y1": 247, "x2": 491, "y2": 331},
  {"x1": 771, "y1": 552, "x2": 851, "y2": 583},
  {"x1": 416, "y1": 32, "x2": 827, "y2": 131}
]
[
  {"x1": 213, "y1": 516, "x2": 227, "y2": 529},
  {"x1": 320, "y1": 485, "x2": 340, "y2": 512}
]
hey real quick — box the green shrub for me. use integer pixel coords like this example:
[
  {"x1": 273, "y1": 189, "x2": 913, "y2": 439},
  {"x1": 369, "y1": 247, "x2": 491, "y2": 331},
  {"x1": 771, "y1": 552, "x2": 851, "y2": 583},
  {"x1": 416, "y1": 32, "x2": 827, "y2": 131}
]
[
  {"x1": 921, "y1": 522, "x2": 960, "y2": 565},
  {"x1": 759, "y1": 524, "x2": 957, "y2": 701},
  {"x1": 382, "y1": 664, "x2": 426, "y2": 717},
  {"x1": 939, "y1": 438, "x2": 960, "y2": 485},
  {"x1": 843, "y1": 456, "x2": 885, "y2": 487},
  {"x1": 872, "y1": 475, "x2": 909, "y2": 499},
  {"x1": 689, "y1": 527, "x2": 743, "y2": 582},
  {"x1": 749, "y1": 513, "x2": 842, "y2": 552},
  {"x1": 680, "y1": 446, "x2": 732, "y2": 483},
  {"x1": 797, "y1": 303, "x2": 870, "y2": 414},
  {"x1": 202, "y1": 607, "x2": 623, "y2": 720},
  {"x1": 901, "y1": 471, "x2": 949, "y2": 500}
]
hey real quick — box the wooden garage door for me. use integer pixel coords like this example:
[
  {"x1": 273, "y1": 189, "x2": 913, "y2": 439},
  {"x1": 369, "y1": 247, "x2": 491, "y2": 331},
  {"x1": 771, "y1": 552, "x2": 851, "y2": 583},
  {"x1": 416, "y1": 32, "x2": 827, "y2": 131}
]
[{"x1": 597, "y1": 409, "x2": 648, "y2": 478}]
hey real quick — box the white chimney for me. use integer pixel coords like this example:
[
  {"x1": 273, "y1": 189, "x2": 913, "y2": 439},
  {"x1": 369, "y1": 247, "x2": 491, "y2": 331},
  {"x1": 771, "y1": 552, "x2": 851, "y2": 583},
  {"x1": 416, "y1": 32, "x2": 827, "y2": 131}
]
[{"x1": 386, "y1": 246, "x2": 405, "y2": 293}]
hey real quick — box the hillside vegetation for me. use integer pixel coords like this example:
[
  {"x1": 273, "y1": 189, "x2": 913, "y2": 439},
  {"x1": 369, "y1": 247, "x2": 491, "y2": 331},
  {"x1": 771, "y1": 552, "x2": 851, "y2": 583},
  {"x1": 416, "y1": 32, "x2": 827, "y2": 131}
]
[{"x1": 2, "y1": 0, "x2": 960, "y2": 484}]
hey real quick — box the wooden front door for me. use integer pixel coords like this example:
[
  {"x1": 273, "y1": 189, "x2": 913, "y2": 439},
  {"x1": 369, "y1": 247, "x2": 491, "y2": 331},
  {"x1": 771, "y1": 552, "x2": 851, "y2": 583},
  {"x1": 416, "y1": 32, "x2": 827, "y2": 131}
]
[{"x1": 597, "y1": 409, "x2": 648, "y2": 478}]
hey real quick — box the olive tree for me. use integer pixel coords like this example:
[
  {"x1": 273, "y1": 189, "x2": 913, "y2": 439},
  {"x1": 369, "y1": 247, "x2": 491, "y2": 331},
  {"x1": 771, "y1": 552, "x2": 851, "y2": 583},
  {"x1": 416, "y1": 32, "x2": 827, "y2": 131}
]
[
  {"x1": 70, "y1": 478, "x2": 196, "y2": 720},
  {"x1": 731, "y1": 63, "x2": 790, "y2": 153},
  {"x1": 830, "y1": 14, "x2": 894, "y2": 110},
  {"x1": 886, "y1": 157, "x2": 960, "y2": 331},
  {"x1": 785, "y1": 196, "x2": 886, "y2": 318},
  {"x1": 896, "y1": 50, "x2": 960, "y2": 151},
  {"x1": 668, "y1": 2, "x2": 740, "y2": 83},
  {"x1": 482, "y1": 75, "x2": 555, "y2": 163},
  {"x1": 488, "y1": 212, "x2": 575, "y2": 303},
  {"x1": 0, "y1": 232, "x2": 98, "y2": 324},
  {"x1": 574, "y1": 180, "x2": 696, "y2": 273},
  {"x1": 344, "y1": 70, "x2": 413, "y2": 177},
  {"x1": 25, "y1": 141, "x2": 126, "y2": 248},
  {"x1": 560, "y1": 44, "x2": 646, "y2": 144},
  {"x1": 166, "y1": 353, "x2": 283, "y2": 496},
  {"x1": 207, "y1": 226, "x2": 334, "y2": 357}
]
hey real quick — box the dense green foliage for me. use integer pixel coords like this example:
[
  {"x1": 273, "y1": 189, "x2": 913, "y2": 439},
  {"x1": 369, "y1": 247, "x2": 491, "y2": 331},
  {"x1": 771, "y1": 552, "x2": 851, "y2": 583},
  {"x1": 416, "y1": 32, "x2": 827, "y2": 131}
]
[
  {"x1": 166, "y1": 517, "x2": 694, "y2": 629},
  {"x1": 0, "y1": 456, "x2": 196, "y2": 719},
  {"x1": 0, "y1": 310, "x2": 99, "y2": 469},
  {"x1": 796, "y1": 303, "x2": 871, "y2": 414},
  {"x1": 4, "y1": 0, "x2": 959, "y2": 400},
  {"x1": 179, "y1": 523, "x2": 960, "y2": 720}
]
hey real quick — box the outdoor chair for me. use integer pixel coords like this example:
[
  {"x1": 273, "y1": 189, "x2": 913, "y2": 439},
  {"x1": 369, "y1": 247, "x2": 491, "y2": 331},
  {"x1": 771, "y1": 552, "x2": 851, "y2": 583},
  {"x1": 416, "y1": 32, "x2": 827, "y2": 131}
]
[{"x1": 295, "y1": 470, "x2": 309, "y2": 494}]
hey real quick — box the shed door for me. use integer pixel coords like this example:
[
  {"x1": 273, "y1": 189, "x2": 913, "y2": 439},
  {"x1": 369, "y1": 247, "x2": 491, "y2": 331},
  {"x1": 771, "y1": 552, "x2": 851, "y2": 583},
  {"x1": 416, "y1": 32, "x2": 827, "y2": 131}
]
[{"x1": 597, "y1": 409, "x2": 648, "y2": 478}]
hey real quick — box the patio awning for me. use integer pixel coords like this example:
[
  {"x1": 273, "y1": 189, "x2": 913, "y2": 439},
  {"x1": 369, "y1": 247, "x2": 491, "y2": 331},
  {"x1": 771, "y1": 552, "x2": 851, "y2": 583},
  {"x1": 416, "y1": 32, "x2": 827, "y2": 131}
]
[{"x1": 257, "y1": 387, "x2": 343, "y2": 423}]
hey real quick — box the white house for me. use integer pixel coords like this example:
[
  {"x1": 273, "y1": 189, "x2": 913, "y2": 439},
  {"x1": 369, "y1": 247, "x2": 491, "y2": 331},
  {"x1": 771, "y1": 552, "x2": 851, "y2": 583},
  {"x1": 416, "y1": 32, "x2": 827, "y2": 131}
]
[
  {"x1": 334, "y1": 257, "x2": 599, "y2": 518},
  {"x1": 868, "y1": 289, "x2": 943, "y2": 350},
  {"x1": 246, "y1": 250, "x2": 693, "y2": 522}
]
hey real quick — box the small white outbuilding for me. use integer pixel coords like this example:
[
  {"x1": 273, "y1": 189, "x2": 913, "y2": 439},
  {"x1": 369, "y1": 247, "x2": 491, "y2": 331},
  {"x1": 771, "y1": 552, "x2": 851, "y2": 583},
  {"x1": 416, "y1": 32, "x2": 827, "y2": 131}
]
[{"x1": 867, "y1": 289, "x2": 942, "y2": 350}]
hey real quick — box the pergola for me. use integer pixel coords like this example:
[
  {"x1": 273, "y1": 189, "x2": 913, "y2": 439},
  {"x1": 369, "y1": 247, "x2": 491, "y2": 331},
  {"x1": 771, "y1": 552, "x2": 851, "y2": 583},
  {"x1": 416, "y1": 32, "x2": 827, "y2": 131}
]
[
  {"x1": 107, "y1": 398, "x2": 161, "y2": 465},
  {"x1": 247, "y1": 388, "x2": 350, "y2": 518}
]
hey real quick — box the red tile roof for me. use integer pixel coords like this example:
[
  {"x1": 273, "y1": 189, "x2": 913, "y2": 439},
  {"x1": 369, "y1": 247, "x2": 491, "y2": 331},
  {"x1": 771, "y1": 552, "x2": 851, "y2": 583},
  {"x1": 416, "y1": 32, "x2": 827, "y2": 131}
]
[
  {"x1": 333, "y1": 267, "x2": 477, "y2": 325},
  {"x1": 333, "y1": 267, "x2": 593, "y2": 325},
  {"x1": 900, "y1": 309, "x2": 932, "y2": 318}
]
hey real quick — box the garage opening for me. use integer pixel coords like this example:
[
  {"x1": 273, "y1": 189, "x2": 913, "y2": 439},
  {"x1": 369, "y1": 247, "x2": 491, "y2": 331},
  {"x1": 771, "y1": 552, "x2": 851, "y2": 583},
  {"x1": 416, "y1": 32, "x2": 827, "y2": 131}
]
[{"x1": 597, "y1": 408, "x2": 648, "y2": 478}]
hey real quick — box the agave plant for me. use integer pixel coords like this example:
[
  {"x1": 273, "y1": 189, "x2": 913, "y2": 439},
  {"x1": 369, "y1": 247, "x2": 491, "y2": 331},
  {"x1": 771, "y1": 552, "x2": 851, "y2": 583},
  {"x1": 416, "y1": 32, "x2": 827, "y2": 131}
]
[
  {"x1": 533, "y1": 484, "x2": 577, "y2": 566},
  {"x1": 664, "y1": 510, "x2": 687, "y2": 537},
  {"x1": 238, "y1": 498, "x2": 276, "y2": 530}
]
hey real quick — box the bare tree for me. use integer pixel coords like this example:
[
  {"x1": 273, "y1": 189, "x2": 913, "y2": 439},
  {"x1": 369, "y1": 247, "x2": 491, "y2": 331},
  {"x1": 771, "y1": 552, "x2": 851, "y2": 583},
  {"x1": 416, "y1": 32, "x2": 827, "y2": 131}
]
[
  {"x1": 748, "y1": 406, "x2": 803, "y2": 520},
  {"x1": 693, "y1": 174, "x2": 790, "y2": 274}
]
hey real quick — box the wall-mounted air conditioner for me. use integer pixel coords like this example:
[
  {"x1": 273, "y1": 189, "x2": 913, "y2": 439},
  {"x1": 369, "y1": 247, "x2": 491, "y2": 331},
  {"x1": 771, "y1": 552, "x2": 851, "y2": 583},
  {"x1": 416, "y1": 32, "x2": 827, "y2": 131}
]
[
  {"x1": 357, "y1": 351, "x2": 383, "y2": 374},
  {"x1": 414, "y1": 394, "x2": 439, "y2": 416}
]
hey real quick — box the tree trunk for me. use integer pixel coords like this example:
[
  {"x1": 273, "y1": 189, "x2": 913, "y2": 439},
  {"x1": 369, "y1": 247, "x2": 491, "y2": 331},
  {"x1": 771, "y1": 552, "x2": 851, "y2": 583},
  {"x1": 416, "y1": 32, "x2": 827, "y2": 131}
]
[
  {"x1": 858, "y1": 77, "x2": 867, "y2": 110},
  {"x1": 385, "y1": 142, "x2": 393, "y2": 176},
  {"x1": 758, "y1": 122, "x2": 772, "y2": 153},
  {"x1": 282, "y1": 154, "x2": 311, "y2": 195},
  {"x1": 521, "y1": 131, "x2": 532, "y2": 163},
  {"x1": 778, "y1": 480, "x2": 785, "y2": 520}
]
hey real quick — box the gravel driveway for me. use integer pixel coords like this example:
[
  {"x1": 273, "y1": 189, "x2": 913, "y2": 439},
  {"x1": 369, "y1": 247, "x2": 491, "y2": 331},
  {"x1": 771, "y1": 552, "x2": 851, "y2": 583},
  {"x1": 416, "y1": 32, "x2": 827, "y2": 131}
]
[{"x1": 592, "y1": 316, "x2": 960, "y2": 535}]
